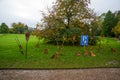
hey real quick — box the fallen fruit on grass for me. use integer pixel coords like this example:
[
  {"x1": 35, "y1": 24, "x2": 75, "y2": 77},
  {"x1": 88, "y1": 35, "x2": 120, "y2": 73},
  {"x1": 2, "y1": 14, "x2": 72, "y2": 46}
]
[
  {"x1": 76, "y1": 51, "x2": 80, "y2": 56},
  {"x1": 110, "y1": 48, "x2": 116, "y2": 53},
  {"x1": 84, "y1": 50, "x2": 88, "y2": 56},
  {"x1": 90, "y1": 51, "x2": 96, "y2": 57},
  {"x1": 44, "y1": 48, "x2": 48, "y2": 54},
  {"x1": 51, "y1": 52, "x2": 58, "y2": 59}
]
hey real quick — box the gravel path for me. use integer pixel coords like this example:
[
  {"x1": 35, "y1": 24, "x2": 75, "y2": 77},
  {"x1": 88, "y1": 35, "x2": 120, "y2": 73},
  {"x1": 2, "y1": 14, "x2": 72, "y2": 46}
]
[{"x1": 0, "y1": 68, "x2": 120, "y2": 80}]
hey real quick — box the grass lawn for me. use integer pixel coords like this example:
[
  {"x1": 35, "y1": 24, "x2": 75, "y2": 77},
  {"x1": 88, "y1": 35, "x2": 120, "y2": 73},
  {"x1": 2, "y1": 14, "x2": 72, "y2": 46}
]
[{"x1": 0, "y1": 34, "x2": 120, "y2": 69}]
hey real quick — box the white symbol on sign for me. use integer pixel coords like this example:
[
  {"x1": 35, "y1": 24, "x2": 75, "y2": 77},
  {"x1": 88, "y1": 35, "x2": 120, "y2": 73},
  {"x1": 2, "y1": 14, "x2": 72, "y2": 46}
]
[{"x1": 83, "y1": 36, "x2": 87, "y2": 44}]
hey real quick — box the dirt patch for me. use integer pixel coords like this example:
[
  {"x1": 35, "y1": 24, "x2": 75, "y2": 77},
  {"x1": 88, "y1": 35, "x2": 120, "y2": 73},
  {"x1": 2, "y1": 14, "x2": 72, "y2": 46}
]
[
  {"x1": 0, "y1": 68, "x2": 120, "y2": 80},
  {"x1": 106, "y1": 60, "x2": 119, "y2": 66}
]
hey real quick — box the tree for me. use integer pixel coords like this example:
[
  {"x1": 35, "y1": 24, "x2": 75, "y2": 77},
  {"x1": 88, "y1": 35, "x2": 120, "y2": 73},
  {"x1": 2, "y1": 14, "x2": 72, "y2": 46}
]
[
  {"x1": 102, "y1": 10, "x2": 118, "y2": 37},
  {"x1": 40, "y1": 0, "x2": 95, "y2": 44},
  {"x1": 112, "y1": 21, "x2": 120, "y2": 37},
  {"x1": 115, "y1": 10, "x2": 120, "y2": 21},
  {"x1": 11, "y1": 22, "x2": 28, "y2": 34},
  {"x1": 90, "y1": 13, "x2": 106, "y2": 36},
  {"x1": 111, "y1": 10, "x2": 120, "y2": 37},
  {"x1": 0, "y1": 23, "x2": 9, "y2": 33},
  {"x1": 52, "y1": 0, "x2": 92, "y2": 29}
]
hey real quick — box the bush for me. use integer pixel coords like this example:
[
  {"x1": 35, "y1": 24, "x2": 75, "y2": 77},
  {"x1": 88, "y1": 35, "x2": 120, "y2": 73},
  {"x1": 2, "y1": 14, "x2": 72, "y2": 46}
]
[
  {"x1": 89, "y1": 36, "x2": 100, "y2": 45},
  {"x1": 44, "y1": 27, "x2": 82, "y2": 45}
]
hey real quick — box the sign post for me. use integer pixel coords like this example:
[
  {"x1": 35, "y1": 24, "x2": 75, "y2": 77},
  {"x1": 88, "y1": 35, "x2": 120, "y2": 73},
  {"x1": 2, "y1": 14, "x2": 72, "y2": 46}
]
[{"x1": 80, "y1": 35, "x2": 89, "y2": 46}]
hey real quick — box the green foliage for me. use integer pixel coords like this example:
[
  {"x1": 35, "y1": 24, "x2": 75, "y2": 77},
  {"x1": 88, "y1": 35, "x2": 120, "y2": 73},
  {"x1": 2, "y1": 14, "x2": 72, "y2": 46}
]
[
  {"x1": 89, "y1": 36, "x2": 100, "y2": 45},
  {"x1": 11, "y1": 22, "x2": 28, "y2": 34},
  {"x1": 102, "y1": 10, "x2": 118, "y2": 37},
  {"x1": 116, "y1": 10, "x2": 120, "y2": 21},
  {"x1": 9, "y1": 28, "x2": 14, "y2": 33},
  {"x1": 0, "y1": 23, "x2": 9, "y2": 33},
  {"x1": 52, "y1": 0, "x2": 91, "y2": 28},
  {"x1": 112, "y1": 10, "x2": 120, "y2": 38},
  {"x1": 47, "y1": 27, "x2": 82, "y2": 45},
  {"x1": 90, "y1": 20, "x2": 100, "y2": 36},
  {"x1": 39, "y1": 0, "x2": 95, "y2": 44},
  {"x1": 112, "y1": 21, "x2": 120, "y2": 37},
  {"x1": 90, "y1": 14, "x2": 106, "y2": 36}
]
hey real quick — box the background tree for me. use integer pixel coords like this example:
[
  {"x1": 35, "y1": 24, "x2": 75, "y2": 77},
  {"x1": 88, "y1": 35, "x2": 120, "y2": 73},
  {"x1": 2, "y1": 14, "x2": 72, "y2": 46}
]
[
  {"x1": 11, "y1": 22, "x2": 28, "y2": 34},
  {"x1": 112, "y1": 10, "x2": 120, "y2": 37},
  {"x1": 90, "y1": 13, "x2": 106, "y2": 36},
  {"x1": 0, "y1": 23, "x2": 9, "y2": 33},
  {"x1": 102, "y1": 10, "x2": 118, "y2": 37},
  {"x1": 112, "y1": 21, "x2": 120, "y2": 37},
  {"x1": 115, "y1": 10, "x2": 120, "y2": 21},
  {"x1": 39, "y1": 0, "x2": 95, "y2": 44}
]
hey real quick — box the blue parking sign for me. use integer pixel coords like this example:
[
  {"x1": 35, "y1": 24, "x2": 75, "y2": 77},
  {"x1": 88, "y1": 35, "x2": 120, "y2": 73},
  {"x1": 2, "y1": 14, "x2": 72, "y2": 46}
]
[{"x1": 80, "y1": 35, "x2": 88, "y2": 46}]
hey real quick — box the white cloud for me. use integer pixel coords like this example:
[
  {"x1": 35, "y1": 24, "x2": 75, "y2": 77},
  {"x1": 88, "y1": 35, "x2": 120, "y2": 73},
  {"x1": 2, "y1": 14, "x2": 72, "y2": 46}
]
[
  {"x1": 0, "y1": 0, "x2": 120, "y2": 28},
  {"x1": 90, "y1": 0, "x2": 120, "y2": 14},
  {"x1": 0, "y1": 0, "x2": 55, "y2": 27}
]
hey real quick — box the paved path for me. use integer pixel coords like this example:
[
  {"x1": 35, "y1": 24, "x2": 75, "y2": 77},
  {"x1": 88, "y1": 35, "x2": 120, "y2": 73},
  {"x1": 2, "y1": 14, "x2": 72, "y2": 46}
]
[{"x1": 0, "y1": 68, "x2": 120, "y2": 80}]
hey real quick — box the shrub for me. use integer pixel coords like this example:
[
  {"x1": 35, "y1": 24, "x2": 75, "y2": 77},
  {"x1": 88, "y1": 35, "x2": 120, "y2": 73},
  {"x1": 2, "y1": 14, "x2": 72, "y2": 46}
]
[
  {"x1": 44, "y1": 27, "x2": 82, "y2": 45},
  {"x1": 89, "y1": 36, "x2": 100, "y2": 45}
]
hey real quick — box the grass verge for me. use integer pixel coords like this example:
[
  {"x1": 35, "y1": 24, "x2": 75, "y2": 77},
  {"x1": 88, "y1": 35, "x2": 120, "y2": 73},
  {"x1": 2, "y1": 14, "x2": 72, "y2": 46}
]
[{"x1": 0, "y1": 34, "x2": 120, "y2": 69}]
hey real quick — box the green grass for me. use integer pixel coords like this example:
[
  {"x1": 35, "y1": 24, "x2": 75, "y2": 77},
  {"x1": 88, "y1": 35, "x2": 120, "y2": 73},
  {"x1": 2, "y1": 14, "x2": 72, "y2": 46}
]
[{"x1": 0, "y1": 34, "x2": 120, "y2": 69}]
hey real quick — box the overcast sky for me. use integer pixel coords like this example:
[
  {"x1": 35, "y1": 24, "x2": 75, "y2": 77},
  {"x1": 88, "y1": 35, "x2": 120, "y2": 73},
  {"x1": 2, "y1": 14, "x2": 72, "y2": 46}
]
[{"x1": 0, "y1": 0, "x2": 120, "y2": 28}]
